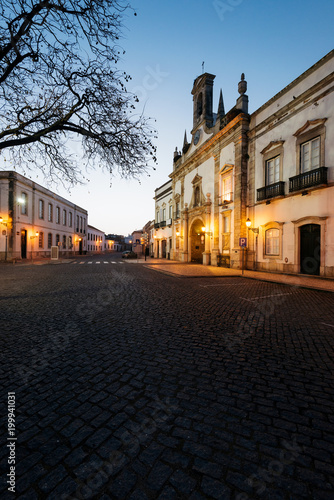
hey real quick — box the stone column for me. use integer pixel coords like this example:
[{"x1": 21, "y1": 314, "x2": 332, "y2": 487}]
[
  {"x1": 203, "y1": 193, "x2": 212, "y2": 265},
  {"x1": 181, "y1": 203, "x2": 188, "y2": 262}
]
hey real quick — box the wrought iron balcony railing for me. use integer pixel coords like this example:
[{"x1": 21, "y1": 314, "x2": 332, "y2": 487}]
[
  {"x1": 257, "y1": 181, "x2": 285, "y2": 202},
  {"x1": 289, "y1": 167, "x2": 328, "y2": 193}
]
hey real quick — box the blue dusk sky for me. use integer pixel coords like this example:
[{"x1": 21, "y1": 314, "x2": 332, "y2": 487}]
[{"x1": 14, "y1": 0, "x2": 334, "y2": 235}]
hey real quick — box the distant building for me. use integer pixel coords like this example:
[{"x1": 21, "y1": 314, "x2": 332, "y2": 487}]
[
  {"x1": 87, "y1": 225, "x2": 105, "y2": 254},
  {"x1": 0, "y1": 171, "x2": 87, "y2": 260},
  {"x1": 153, "y1": 180, "x2": 173, "y2": 259}
]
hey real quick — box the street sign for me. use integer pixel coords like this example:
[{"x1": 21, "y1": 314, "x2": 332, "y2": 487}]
[{"x1": 239, "y1": 237, "x2": 247, "y2": 247}]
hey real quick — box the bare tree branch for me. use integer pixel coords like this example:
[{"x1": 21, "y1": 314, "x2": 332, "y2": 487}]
[{"x1": 0, "y1": 0, "x2": 157, "y2": 185}]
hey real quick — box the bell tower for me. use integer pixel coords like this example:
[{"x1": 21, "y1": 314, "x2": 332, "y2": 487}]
[{"x1": 191, "y1": 73, "x2": 216, "y2": 133}]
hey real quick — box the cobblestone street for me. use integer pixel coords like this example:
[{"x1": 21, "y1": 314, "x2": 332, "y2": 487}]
[{"x1": 1, "y1": 256, "x2": 334, "y2": 499}]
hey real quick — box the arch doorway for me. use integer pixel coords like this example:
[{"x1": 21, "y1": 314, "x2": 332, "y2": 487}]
[
  {"x1": 300, "y1": 224, "x2": 320, "y2": 275},
  {"x1": 190, "y1": 219, "x2": 205, "y2": 263}
]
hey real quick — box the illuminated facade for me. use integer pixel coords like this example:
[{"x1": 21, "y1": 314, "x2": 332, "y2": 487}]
[
  {"x1": 0, "y1": 171, "x2": 87, "y2": 260},
  {"x1": 153, "y1": 49, "x2": 334, "y2": 276}
]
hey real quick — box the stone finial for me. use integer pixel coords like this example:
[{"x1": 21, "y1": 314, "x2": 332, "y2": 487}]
[{"x1": 238, "y1": 73, "x2": 247, "y2": 95}]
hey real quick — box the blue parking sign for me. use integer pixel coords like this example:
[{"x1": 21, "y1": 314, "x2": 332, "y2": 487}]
[{"x1": 239, "y1": 237, "x2": 247, "y2": 247}]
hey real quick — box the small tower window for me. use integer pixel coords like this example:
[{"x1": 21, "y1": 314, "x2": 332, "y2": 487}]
[{"x1": 197, "y1": 93, "x2": 203, "y2": 118}]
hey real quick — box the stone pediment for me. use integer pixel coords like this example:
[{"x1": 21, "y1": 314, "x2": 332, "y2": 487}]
[
  {"x1": 219, "y1": 163, "x2": 234, "y2": 175},
  {"x1": 260, "y1": 141, "x2": 285, "y2": 155},
  {"x1": 191, "y1": 174, "x2": 202, "y2": 185},
  {"x1": 293, "y1": 119, "x2": 327, "y2": 137}
]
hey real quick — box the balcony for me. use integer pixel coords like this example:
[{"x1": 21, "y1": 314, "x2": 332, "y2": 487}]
[
  {"x1": 166, "y1": 218, "x2": 172, "y2": 226},
  {"x1": 218, "y1": 193, "x2": 233, "y2": 205},
  {"x1": 159, "y1": 220, "x2": 166, "y2": 228},
  {"x1": 154, "y1": 222, "x2": 160, "y2": 229},
  {"x1": 289, "y1": 167, "x2": 328, "y2": 193},
  {"x1": 257, "y1": 181, "x2": 285, "y2": 202}
]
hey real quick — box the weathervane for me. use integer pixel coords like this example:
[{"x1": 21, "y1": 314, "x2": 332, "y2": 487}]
[{"x1": 202, "y1": 61, "x2": 205, "y2": 73}]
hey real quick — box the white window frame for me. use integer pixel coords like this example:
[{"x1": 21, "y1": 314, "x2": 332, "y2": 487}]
[
  {"x1": 300, "y1": 136, "x2": 320, "y2": 173},
  {"x1": 266, "y1": 156, "x2": 280, "y2": 186}
]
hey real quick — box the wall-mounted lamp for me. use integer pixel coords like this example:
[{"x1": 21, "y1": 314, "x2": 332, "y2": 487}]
[
  {"x1": 30, "y1": 231, "x2": 39, "y2": 240},
  {"x1": 0, "y1": 216, "x2": 8, "y2": 226},
  {"x1": 201, "y1": 226, "x2": 213, "y2": 237},
  {"x1": 246, "y1": 218, "x2": 259, "y2": 234}
]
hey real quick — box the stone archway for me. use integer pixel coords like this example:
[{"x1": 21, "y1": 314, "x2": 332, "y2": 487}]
[{"x1": 189, "y1": 218, "x2": 205, "y2": 263}]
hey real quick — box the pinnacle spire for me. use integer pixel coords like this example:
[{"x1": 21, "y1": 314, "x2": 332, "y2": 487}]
[
  {"x1": 183, "y1": 130, "x2": 189, "y2": 147},
  {"x1": 217, "y1": 89, "x2": 225, "y2": 119}
]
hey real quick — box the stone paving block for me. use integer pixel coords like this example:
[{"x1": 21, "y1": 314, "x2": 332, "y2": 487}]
[
  {"x1": 201, "y1": 475, "x2": 231, "y2": 499},
  {"x1": 169, "y1": 469, "x2": 197, "y2": 495},
  {"x1": 38, "y1": 465, "x2": 68, "y2": 494},
  {"x1": 146, "y1": 461, "x2": 173, "y2": 491},
  {"x1": 108, "y1": 468, "x2": 137, "y2": 499}
]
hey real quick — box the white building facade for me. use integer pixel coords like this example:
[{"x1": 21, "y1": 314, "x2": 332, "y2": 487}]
[
  {"x1": 0, "y1": 171, "x2": 87, "y2": 260},
  {"x1": 153, "y1": 180, "x2": 173, "y2": 259},
  {"x1": 248, "y1": 50, "x2": 334, "y2": 276},
  {"x1": 87, "y1": 225, "x2": 105, "y2": 254}
]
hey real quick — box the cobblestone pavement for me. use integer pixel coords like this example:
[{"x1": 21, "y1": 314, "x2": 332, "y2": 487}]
[{"x1": 1, "y1": 255, "x2": 334, "y2": 499}]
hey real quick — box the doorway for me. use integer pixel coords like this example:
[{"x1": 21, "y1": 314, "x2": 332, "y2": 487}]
[
  {"x1": 300, "y1": 224, "x2": 320, "y2": 275},
  {"x1": 21, "y1": 229, "x2": 27, "y2": 259},
  {"x1": 162, "y1": 239, "x2": 167, "y2": 258},
  {"x1": 79, "y1": 239, "x2": 83, "y2": 255},
  {"x1": 190, "y1": 220, "x2": 205, "y2": 263}
]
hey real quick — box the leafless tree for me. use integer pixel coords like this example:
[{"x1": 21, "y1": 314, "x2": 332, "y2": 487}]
[{"x1": 0, "y1": 0, "x2": 157, "y2": 184}]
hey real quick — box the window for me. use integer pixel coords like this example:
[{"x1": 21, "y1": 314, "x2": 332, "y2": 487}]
[
  {"x1": 63, "y1": 209, "x2": 66, "y2": 226},
  {"x1": 175, "y1": 202, "x2": 180, "y2": 219},
  {"x1": 162, "y1": 208, "x2": 166, "y2": 221},
  {"x1": 221, "y1": 175, "x2": 232, "y2": 202},
  {"x1": 156, "y1": 210, "x2": 160, "y2": 223},
  {"x1": 21, "y1": 193, "x2": 28, "y2": 215},
  {"x1": 68, "y1": 212, "x2": 72, "y2": 227},
  {"x1": 76, "y1": 215, "x2": 79, "y2": 231},
  {"x1": 301, "y1": 137, "x2": 320, "y2": 173},
  {"x1": 48, "y1": 233, "x2": 52, "y2": 248},
  {"x1": 56, "y1": 206, "x2": 60, "y2": 224},
  {"x1": 169, "y1": 205, "x2": 173, "y2": 219},
  {"x1": 39, "y1": 231, "x2": 44, "y2": 248},
  {"x1": 48, "y1": 203, "x2": 53, "y2": 222},
  {"x1": 56, "y1": 234, "x2": 60, "y2": 246},
  {"x1": 265, "y1": 228, "x2": 279, "y2": 256},
  {"x1": 80, "y1": 217, "x2": 83, "y2": 232},
  {"x1": 63, "y1": 235, "x2": 66, "y2": 249},
  {"x1": 266, "y1": 156, "x2": 280, "y2": 185},
  {"x1": 39, "y1": 199, "x2": 44, "y2": 219},
  {"x1": 223, "y1": 215, "x2": 230, "y2": 234},
  {"x1": 68, "y1": 236, "x2": 72, "y2": 249},
  {"x1": 194, "y1": 186, "x2": 200, "y2": 207}
]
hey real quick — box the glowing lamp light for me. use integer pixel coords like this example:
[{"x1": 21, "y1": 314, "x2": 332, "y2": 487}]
[{"x1": 246, "y1": 218, "x2": 251, "y2": 227}]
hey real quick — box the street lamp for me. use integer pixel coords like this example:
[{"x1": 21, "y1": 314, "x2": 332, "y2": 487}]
[{"x1": 246, "y1": 218, "x2": 259, "y2": 234}]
